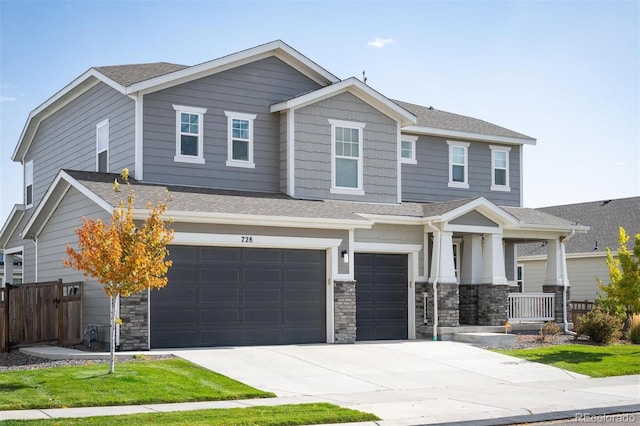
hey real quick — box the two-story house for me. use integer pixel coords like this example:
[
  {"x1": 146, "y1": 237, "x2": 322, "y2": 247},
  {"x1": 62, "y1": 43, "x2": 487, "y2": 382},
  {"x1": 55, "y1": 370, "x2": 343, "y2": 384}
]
[{"x1": 0, "y1": 41, "x2": 587, "y2": 350}]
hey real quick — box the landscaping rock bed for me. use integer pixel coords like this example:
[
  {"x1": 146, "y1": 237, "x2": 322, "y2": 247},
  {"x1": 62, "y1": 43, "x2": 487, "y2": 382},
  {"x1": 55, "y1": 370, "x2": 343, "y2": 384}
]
[{"x1": 0, "y1": 350, "x2": 174, "y2": 371}]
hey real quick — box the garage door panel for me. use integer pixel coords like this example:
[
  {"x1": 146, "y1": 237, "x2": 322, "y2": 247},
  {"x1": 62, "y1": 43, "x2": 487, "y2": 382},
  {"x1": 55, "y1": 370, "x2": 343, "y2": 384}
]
[
  {"x1": 200, "y1": 247, "x2": 240, "y2": 262},
  {"x1": 286, "y1": 308, "x2": 324, "y2": 322},
  {"x1": 153, "y1": 288, "x2": 197, "y2": 304},
  {"x1": 244, "y1": 248, "x2": 282, "y2": 263},
  {"x1": 200, "y1": 330, "x2": 241, "y2": 346},
  {"x1": 169, "y1": 246, "x2": 198, "y2": 262},
  {"x1": 285, "y1": 249, "x2": 324, "y2": 264},
  {"x1": 243, "y1": 288, "x2": 281, "y2": 303},
  {"x1": 200, "y1": 309, "x2": 240, "y2": 323},
  {"x1": 286, "y1": 288, "x2": 324, "y2": 302},
  {"x1": 202, "y1": 267, "x2": 240, "y2": 283},
  {"x1": 244, "y1": 328, "x2": 282, "y2": 345},
  {"x1": 243, "y1": 268, "x2": 281, "y2": 283},
  {"x1": 152, "y1": 307, "x2": 195, "y2": 325},
  {"x1": 286, "y1": 328, "x2": 324, "y2": 343},
  {"x1": 243, "y1": 308, "x2": 282, "y2": 323},
  {"x1": 200, "y1": 288, "x2": 239, "y2": 303},
  {"x1": 355, "y1": 253, "x2": 408, "y2": 341},
  {"x1": 285, "y1": 269, "x2": 325, "y2": 284}
]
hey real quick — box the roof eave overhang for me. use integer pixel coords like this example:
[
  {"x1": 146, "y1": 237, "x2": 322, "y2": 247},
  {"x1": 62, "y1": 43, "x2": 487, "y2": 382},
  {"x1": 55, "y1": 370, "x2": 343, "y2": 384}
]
[
  {"x1": 152, "y1": 210, "x2": 373, "y2": 230},
  {"x1": 270, "y1": 78, "x2": 417, "y2": 127},
  {"x1": 126, "y1": 40, "x2": 339, "y2": 95},
  {"x1": 402, "y1": 125, "x2": 537, "y2": 146},
  {"x1": 12, "y1": 69, "x2": 126, "y2": 163},
  {"x1": 0, "y1": 205, "x2": 26, "y2": 249}
]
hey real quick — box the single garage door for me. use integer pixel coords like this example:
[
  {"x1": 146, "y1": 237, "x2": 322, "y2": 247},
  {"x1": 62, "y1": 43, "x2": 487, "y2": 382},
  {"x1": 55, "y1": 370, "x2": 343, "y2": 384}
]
[
  {"x1": 355, "y1": 253, "x2": 408, "y2": 341},
  {"x1": 150, "y1": 246, "x2": 326, "y2": 348}
]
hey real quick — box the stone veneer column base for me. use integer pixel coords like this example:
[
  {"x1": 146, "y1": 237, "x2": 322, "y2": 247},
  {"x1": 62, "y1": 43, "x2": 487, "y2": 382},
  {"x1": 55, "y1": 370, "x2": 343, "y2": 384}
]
[
  {"x1": 543, "y1": 284, "x2": 570, "y2": 324},
  {"x1": 119, "y1": 291, "x2": 149, "y2": 351},
  {"x1": 459, "y1": 284, "x2": 479, "y2": 325},
  {"x1": 477, "y1": 284, "x2": 509, "y2": 326},
  {"x1": 334, "y1": 281, "x2": 356, "y2": 344},
  {"x1": 415, "y1": 281, "x2": 431, "y2": 339},
  {"x1": 423, "y1": 283, "x2": 460, "y2": 328}
]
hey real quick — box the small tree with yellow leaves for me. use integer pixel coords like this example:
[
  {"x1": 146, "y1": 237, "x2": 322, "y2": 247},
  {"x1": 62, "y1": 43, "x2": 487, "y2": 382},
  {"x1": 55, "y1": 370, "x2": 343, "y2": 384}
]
[
  {"x1": 597, "y1": 226, "x2": 640, "y2": 331},
  {"x1": 64, "y1": 169, "x2": 174, "y2": 373}
]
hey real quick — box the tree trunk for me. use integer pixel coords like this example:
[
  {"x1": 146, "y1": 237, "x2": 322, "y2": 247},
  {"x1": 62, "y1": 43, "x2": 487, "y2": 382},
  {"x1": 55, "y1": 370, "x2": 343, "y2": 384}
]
[{"x1": 109, "y1": 294, "x2": 119, "y2": 374}]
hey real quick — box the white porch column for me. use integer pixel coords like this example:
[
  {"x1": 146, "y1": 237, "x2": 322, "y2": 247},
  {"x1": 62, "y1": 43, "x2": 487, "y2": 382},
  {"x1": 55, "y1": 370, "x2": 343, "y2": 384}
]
[
  {"x1": 429, "y1": 231, "x2": 457, "y2": 284},
  {"x1": 481, "y1": 233, "x2": 508, "y2": 285},
  {"x1": 545, "y1": 239, "x2": 563, "y2": 285},
  {"x1": 461, "y1": 235, "x2": 483, "y2": 284},
  {"x1": 2, "y1": 253, "x2": 13, "y2": 287}
]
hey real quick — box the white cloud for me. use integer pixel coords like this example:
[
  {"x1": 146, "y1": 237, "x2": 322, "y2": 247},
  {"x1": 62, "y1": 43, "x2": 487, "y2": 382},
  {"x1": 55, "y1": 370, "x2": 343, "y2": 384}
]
[
  {"x1": 0, "y1": 96, "x2": 17, "y2": 103},
  {"x1": 367, "y1": 38, "x2": 393, "y2": 48}
]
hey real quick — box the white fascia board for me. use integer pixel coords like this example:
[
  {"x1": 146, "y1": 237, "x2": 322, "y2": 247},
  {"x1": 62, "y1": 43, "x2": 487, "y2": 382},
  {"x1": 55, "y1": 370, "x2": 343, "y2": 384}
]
[
  {"x1": 173, "y1": 232, "x2": 342, "y2": 250},
  {"x1": 0, "y1": 205, "x2": 25, "y2": 249},
  {"x1": 22, "y1": 170, "x2": 113, "y2": 239},
  {"x1": 271, "y1": 78, "x2": 417, "y2": 126},
  {"x1": 127, "y1": 40, "x2": 338, "y2": 95},
  {"x1": 356, "y1": 213, "x2": 424, "y2": 226},
  {"x1": 144, "y1": 210, "x2": 374, "y2": 230},
  {"x1": 516, "y1": 223, "x2": 590, "y2": 233},
  {"x1": 402, "y1": 125, "x2": 537, "y2": 146},
  {"x1": 12, "y1": 69, "x2": 124, "y2": 162},
  {"x1": 439, "y1": 197, "x2": 520, "y2": 226},
  {"x1": 519, "y1": 251, "x2": 611, "y2": 262},
  {"x1": 353, "y1": 242, "x2": 422, "y2": 253}
]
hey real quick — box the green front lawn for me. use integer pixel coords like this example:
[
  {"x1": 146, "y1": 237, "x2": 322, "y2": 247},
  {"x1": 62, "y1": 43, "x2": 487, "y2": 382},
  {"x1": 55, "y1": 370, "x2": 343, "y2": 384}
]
[
  {"x1": 495, "y1": 343, "x2": 640, "y2": 377},
  {"x1": 2, "y1": 403, "x2": 380, "y2": 426},
  {"x1": 0, "y1": 358, "x2": 274, "y2": 410}
]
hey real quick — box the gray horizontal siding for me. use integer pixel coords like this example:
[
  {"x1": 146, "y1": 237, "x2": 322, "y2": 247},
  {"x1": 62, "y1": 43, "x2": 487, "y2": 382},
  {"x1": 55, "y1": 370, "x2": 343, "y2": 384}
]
[
  {"x1": 4, "y1": 214, "x2": 35, "y2": 283},
  {"x1": 143, "y1": 57, "x2": 321, "y2": 191},
  {"x1": 402, "y1": 136, "x2": 521, "y2": 206},
  {"x1": 355, "y1": 224, "x2": 425, "y2": 276},
  {"x1": 25, "y1": 83, "x2": 135, "y2": 209},
  {"x1": 37, "y1": 187, "x2": 111, "y2": 326},
  {"x1": 294, "y1": 92, "x2": 399, "y2": 203}
]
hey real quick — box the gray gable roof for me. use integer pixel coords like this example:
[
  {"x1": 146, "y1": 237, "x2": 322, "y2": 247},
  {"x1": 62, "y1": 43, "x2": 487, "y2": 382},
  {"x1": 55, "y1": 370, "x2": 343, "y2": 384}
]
[
  {"x1": 393, "y1": 99, "x2": 535, "y2": 141},
  {"x1": 94, "y1": 62, "x2": 189, "y2": 87},
  {"x1": 520, "y1": 197, "x2": 640, "y2": 256}
]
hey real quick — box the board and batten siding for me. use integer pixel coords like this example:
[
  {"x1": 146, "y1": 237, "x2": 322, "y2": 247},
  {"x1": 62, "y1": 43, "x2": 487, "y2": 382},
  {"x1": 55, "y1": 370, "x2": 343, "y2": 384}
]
[
  {"x1": 519, "y1": 255, "x2": 608, "y2": 302},
  {"x1": 142, "y1": 57, "x2": 321, "y2": 191},
  {"x1": 401, "y1": 135, "x2": 521, "y2": 206},
  {"x1": 294, "y1": 92, "x2": 399, "y2": 203},
  {"x1": 36, "y1": 187, "x2": 112, "y2": 327},
  {"x1": 24, "y1": 82, "x2": 135, "y2": 210}
]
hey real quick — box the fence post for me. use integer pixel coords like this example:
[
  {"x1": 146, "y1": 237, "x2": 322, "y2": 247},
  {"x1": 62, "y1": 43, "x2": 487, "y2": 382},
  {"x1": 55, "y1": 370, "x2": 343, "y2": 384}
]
[
  {"x1": 57, "y1": 279, "x2": 64, "y2": 347},
  {"x1": 1, "y1": 286, "x2": 8, "y2": 353}
]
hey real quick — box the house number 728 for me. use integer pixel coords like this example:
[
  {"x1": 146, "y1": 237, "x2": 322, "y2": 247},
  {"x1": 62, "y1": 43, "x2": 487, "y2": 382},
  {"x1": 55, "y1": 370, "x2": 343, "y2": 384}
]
[{"x1": 241, "y1": 236, "x2": 254, "y2": 243}]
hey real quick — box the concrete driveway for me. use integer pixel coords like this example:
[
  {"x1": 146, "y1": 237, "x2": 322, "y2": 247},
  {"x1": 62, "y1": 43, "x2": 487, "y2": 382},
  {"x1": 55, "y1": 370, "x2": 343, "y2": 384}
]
[{"x1": 174, "y1": 341, "x2": 640, "y2": 425}]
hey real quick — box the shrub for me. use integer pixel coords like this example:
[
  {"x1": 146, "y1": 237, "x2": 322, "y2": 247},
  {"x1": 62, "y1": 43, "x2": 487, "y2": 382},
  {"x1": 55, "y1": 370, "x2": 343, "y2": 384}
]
[
  {"x1": 628, "y1": 315, "x2": 640, "y2": 344},
  {"x1": 574, "y1": 307, "x2": 623, "y2": 344},
  {"x1": 538, "y1": 321, "x2": 561, "y2": 342}
]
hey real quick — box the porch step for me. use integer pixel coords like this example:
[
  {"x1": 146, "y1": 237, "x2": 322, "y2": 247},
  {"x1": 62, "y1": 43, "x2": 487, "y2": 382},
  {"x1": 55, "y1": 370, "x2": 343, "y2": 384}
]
[{"x1": 453, "y1": 332, "x2": 516, "y2": 348}]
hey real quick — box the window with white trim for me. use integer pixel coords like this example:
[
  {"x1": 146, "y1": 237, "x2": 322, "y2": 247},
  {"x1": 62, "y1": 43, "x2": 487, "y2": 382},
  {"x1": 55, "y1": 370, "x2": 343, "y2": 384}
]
[
  {"x1": 447, "y1": 141, "x2": 469, "y2": 188},
  {"x1": 225, "y1": 111, "x2": 256, "y2": 168},
  {"x1": 490, "y1": 145, "x2": 511, "y2": 191},
  {"x1": 330, "y1": 119, "x2": 365, "y2": 195},
  {"x1": 25, "y1": 160, "x2": 33, "y2": 208},
  {"x1": 173, "y1": 105, "x2": 206, "y2": 164},
  {"x1": 401, "y1": 135, "x2": 417, "y2": 164},
  {"x1": 96, "y1": 119, "x2": 109, "y2": 172},
  {"x1": 516, "y1": 264, "x2": 524, "y2": 292}
]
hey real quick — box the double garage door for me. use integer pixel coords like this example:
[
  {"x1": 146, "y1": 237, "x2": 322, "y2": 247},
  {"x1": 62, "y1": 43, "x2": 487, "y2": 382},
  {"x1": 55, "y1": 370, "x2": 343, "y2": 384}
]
[{"x1": 150, "y1": 246, "x2": 326, "y2": 348}]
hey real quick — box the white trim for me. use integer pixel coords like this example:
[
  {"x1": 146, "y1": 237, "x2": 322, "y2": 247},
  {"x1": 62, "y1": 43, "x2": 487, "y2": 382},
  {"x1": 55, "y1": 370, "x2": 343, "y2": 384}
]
[
  {"x1": 402, "y1": 125, "x2": 536, "y2": 146},
  {"x1": 0, "y1": 205, "x2": 25, "y2": 249},
  {"x1": 447, "y1": 141, "x2": 469, "y2": 189},
  {"x1": 225, "y1": 111, "x2": 257, "y2": 169},
  {"x1": 353, "y1": 242, "x2": 422, "y2": 253},
  {"x1": 400, "y1": 134, "x2": 418, "y2": 164},
  {"x1": 4, "y1": 245, "x2": 24, "y2": 256},
  {"x1": 133, "y1": 94, "x2": 144, "y2": 180},
  {"x1": 348, "y1": 229, "x2": 355, "y2": 278},
  {"x1": 172, "y1": 232, "x2": 342, "y2": 250},
  {"x1": 34, "y1": 238, "x2": 38, "y2": 282},
  {"x1": 489, "y1": 145, "x2": 511, "y2": 192},
  {"x1": 397, "y1": 124, "x2": 403, "y2": 203},
  {"x1": 173, "y1": 104, "x2": 206, "y2": 164},
  {"x1": 443, "y1": 223, "x2": 503, "y2": 234},
  {"x1": 271, "y1": 78, "x2": 416, "y2": 126},
  {"x1": 326, "y1": 249, "x2": 335, "y2": 343},
  {"x1": 24, "y1": 160, "x2": 34, "y2": 208},
  {"x1": 517, "y1": 263, "x2": 524, "y2": 292},
  {"x1": 519, "y1": 251, "x2": 611, "y2": 262},
  {"x1": 96, "y1": 118, "x2": 110, "y2": 173},
  {"x1": 330, "y1": 119, "x2": 365, "y2": 194},
  {"x1": 287, "y1": 109, "x2": 295, "y2": 197},
  {"x1": 519, "y1": 146, "x2": 524, "y2": 207}
]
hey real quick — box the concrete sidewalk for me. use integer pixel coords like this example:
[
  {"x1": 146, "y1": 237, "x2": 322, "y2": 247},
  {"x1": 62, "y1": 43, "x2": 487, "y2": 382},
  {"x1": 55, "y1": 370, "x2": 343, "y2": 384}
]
[{"x1": 3, "y1": 341, "x2": 639, "y2": 425}]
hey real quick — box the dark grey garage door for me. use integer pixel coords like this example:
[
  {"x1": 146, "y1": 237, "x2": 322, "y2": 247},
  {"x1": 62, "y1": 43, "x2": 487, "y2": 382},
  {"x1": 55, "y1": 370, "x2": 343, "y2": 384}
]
[
  {"x1": 355, "y1": 253, "x2": 408, "y2": 341},
  {"x1": 150, "y1": 246, "x2": 326, "y2": 348}
]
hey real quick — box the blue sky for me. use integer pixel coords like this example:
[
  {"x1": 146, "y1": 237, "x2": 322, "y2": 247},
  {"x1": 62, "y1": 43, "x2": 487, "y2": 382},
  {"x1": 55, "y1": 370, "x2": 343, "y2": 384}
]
[{"x1": 1, "y1": 0, "x2": 639, "y2": 226}]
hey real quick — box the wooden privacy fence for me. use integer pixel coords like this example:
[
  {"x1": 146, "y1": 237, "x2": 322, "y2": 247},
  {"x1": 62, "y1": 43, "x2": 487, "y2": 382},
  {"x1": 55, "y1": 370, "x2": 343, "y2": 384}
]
[
  {"x1": 1, "y1": 280, "x2": 82, "y2": 352},
  {"x1": 570, "y1": 300, "x2": 595, "y2": 327}
]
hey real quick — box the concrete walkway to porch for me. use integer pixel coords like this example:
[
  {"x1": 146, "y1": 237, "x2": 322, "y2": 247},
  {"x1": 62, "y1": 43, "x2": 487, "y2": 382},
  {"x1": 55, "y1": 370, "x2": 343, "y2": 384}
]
[{"x1": 2, "y1": 341, "x2": 639, "y2": 425}]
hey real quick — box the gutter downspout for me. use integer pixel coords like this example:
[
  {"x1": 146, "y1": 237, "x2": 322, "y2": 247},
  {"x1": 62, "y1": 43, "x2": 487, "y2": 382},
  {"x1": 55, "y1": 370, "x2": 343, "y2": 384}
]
[
  {"x1": 560, "y1": 230, "x2": 576, "y2": 335},
  {"x1": 425, "y1": 221, "x2": 440, "y2": 341}
]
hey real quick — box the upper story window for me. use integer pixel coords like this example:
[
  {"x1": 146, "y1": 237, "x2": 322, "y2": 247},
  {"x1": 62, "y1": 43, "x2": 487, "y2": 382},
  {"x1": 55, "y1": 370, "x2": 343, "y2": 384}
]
[
  {"x1": 490, "y1": 145, "x2": 511, "y2": 191},
  {"x1": 329, "y1": 119, "x2": 365, "y2": 195},
  {"x1": 225, "y1": 111, "x2": 256, "y2": 169},
  {"x1": 401, "y1": 135, "x2": 417, "y2": 164},
  {"x1": 447, "y1": 141, "x2": 469, "y2": 189},
  {"x1": 25, "y1": 160, "x2": 33, "y2": 208},
  {"x1": 173, "y1": 105, "x2": 207, "y2": 164},
  {"x1": 96, "y1": 119, "x2": 109, "y2": 172}
]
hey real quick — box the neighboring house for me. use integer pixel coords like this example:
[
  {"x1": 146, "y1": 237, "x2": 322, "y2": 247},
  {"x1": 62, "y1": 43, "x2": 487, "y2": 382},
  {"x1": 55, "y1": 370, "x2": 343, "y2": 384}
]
[
  {"x1": 518, "y1": 197, "x2": 640, "y2": 303},
  {"x1": 0, "y1": 250, "x2": 22, "y2": 285},
  {"x1": 0, "y1": 40, "x2": 587, "y2": 350}
]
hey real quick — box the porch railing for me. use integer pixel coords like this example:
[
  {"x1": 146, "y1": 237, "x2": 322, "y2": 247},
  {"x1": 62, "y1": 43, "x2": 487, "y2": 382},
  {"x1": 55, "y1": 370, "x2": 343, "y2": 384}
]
[{"x1": 508, "y1": 293, "x2": 555, "y2": 322}]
